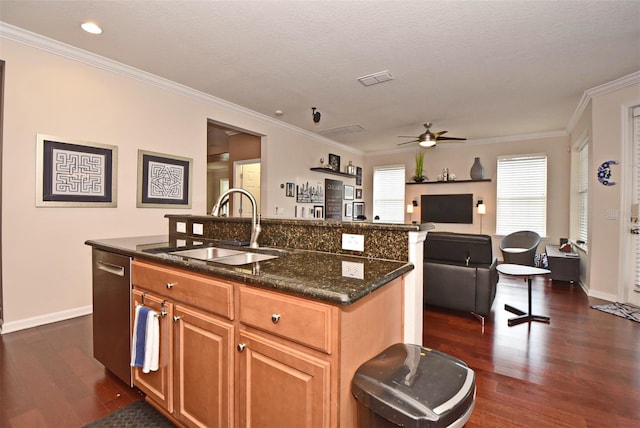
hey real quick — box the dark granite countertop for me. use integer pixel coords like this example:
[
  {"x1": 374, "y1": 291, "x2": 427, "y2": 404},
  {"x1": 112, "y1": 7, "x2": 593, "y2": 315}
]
[{"x1": 85, "y1": 235, "x2": 414, "y2": 306}]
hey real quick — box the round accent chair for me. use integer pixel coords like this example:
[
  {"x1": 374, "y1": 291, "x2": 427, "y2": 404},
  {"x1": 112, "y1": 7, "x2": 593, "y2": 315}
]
[{"x1": 499, "y1": 231, "x2": 541, "y2": 266}]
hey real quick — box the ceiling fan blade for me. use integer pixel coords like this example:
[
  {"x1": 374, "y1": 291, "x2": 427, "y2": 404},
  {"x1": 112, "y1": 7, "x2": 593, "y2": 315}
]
[
  {"x1": 434, "y1": 131, "x2": 448, "y2": 136},
  {"x1": 397, "y1": 139, "x2": 419, "y2": 146},
  {"x1": 398, "y1": 136, "x2": 419, "y2": 138},
  {"x1": 436, "y1": 136, "x2": 467, "y2": 141}
]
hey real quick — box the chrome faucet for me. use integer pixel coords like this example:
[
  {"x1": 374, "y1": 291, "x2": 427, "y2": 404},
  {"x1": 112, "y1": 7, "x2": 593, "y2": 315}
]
[{"x1": 211, "y1": 188, "x2": 261, "y2": 249}]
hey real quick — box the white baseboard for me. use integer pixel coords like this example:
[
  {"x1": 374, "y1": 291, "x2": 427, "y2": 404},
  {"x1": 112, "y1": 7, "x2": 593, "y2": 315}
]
[
  {"x1": 1, "y1": 305, "x2": 93, "y2": 334},
  {"x1": 586, "y1": 289, "x2": 617, "y2": 302}
]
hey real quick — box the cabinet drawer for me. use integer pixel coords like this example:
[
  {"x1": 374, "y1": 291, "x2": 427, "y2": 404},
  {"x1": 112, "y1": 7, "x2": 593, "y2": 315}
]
[
  {"x1": 239, "y1": 286, "x2": 335, "y2": 354},
  {"x1": 132, "y1": 260, "x2": 234, "y2": 320}
]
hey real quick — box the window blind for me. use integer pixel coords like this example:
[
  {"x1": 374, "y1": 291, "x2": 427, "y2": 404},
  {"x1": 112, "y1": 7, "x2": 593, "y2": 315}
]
[
  {"x1": 578, "y1": 141, "x2": 589, "y2": 244},
  {"x1": 496, "y1": 154, "x2": 547, "y2": 236},
  {"x1": 373, "y1": 165, "x2": 405, "y2": 223}
]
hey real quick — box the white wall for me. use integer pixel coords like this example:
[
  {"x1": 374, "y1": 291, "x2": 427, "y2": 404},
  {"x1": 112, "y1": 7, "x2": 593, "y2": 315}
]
[
  {"x1": 365, "y1": 135, "x2": 571, "y2": 257},
  {"x1": 0, "y1": 34, "x2": 363, "y2": 332}
]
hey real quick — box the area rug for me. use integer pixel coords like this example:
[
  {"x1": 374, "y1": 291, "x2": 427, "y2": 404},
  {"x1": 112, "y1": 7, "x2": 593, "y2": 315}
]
[
  {"x1": 84, "y1": 400, "x2": 175, "y2": 427},
  {"x1": 590, "y1": 302, "x2": 640, "y2": 323}
]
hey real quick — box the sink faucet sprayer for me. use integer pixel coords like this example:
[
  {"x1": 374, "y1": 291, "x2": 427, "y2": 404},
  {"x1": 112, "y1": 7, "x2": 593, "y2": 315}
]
[{"x1": 211, "y1": 188, "x2": 261, "y2": 249}]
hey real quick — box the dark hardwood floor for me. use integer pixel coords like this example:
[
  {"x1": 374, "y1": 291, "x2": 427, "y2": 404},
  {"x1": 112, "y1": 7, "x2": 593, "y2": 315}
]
[
  {"x1": 1, "y1": 275, "x2": 638, "y2": 427},
  {"x1": 0, "y1": 313, "x2": 142, "y2": 427},
  {"x1": 424, "y1": 275, "x2": 640, "y2": 428}
]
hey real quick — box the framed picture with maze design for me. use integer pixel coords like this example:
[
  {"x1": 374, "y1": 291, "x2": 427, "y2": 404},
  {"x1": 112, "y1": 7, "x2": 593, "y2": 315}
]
[
  {"x1": 36, "y1": 134, "x2": 118, "y2": 207},
  {"x1": 137, "y1": 149, "x2": 192, "y2": 208}
]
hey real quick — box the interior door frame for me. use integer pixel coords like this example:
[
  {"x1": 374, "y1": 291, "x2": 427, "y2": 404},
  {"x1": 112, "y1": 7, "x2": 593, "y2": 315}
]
[
  {"x1": 618, "y1": 102, "x2": 640, "y2": 304},
  {"x1": 0, "y1": 60, "x2": 5, "y2": 329}
]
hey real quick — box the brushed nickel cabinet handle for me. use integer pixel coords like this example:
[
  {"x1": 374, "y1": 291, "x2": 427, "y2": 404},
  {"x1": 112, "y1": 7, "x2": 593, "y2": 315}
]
[
  {"x1": 166, "y1": 282, "x2": 175, "y2": 289},
  {"x1": 237, "y1": 343, "x2": 246, "y2": 352},
  {"x1": 271, "y1": 313, "x2": 281, "y2": 324}
]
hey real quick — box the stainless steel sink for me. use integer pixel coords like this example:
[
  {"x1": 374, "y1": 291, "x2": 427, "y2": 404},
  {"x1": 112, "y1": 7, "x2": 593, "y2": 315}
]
[
  {"x1": 169, "y1": 246, "x2": 279, "y2": 265},
  {"x1": 212, "y1": 252, "x2": 278, "y2": 265},
  {"x1": 169, "y1": 247, "x2": 243, "y2": 261}
]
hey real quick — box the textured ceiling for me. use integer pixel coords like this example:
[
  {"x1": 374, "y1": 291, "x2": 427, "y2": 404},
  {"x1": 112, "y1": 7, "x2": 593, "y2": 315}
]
[{"x1": 1, "y1": 0, "x2": 639, "y2": 152}]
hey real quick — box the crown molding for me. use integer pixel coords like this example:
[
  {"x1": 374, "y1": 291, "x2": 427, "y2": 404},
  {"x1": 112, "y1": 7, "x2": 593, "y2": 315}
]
[
  {"x1": 566, "y1": 70, "x2": 640, "y2": 133},
  {"x1": 0, "y1": 22, "x2": 364, "y2": 156}
]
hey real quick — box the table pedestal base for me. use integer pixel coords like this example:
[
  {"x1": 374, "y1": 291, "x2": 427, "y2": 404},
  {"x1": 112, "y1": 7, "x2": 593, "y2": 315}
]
[
  {"x1": 505, "y1": 304, "x2": 550, "y2": 326},
  {"x1": 504, "y1": 276, "x2": 551, "y2": 326}
]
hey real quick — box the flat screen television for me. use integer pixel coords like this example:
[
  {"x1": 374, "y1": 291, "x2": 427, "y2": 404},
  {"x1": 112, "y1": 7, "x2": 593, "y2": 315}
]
[{"x1": 420, "y1": 193, "x2": 473, "y2": 224}]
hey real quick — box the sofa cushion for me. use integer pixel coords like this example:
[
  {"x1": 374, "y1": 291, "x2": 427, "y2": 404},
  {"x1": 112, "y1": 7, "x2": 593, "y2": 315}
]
[
  {"x1": 424, "y1": 262, "x2": 477, "y2": 313},
  {"x1": 424, "y1": 232, "x2": 494, "y2": 265}
]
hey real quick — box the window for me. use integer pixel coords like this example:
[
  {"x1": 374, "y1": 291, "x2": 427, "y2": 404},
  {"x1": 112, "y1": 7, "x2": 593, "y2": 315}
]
[
  {"x1": 373, "y1": 165, "x2": 405, "y2": 223},
  {"x1": 577, "y1": 141, "x2": 589, "y2": 244},
  {"x1": 496, "y1": 154, "x2": 547, "y2": 236}
]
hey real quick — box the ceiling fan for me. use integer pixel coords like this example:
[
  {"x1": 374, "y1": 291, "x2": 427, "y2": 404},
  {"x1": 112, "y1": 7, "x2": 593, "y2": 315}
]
[{"x1": 397, "y1": 122, "x2": 467, "y2": 147}]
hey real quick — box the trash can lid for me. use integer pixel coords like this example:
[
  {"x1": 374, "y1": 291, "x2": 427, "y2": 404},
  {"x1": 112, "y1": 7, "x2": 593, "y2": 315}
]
[{"x1": 352, "y1": 343, "x2": 475, "y2": 428}]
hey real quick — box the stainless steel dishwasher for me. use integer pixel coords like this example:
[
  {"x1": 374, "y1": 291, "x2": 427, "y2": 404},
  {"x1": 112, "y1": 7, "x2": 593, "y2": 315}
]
[{"x1": 92, "y1": 248, "x2": 132, "y2": 386}]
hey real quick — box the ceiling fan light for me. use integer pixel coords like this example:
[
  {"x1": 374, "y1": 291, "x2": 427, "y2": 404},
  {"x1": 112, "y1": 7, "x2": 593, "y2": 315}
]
[{"x1": 419, "y1": 140, "x2": 436, "y2": 147}]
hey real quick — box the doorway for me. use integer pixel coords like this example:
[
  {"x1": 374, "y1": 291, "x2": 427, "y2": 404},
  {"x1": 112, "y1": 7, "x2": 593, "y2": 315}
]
[
  {"x1": 206, "y1": 120, "x2": 262, "y2": 215},
  {"x1": 233, "y1": 160, "x2": 261, "y2": 217}
]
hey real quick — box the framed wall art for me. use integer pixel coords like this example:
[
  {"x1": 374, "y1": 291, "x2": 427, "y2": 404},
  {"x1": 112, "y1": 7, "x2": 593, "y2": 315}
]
[
  {"x1": 137, "y1": 150, "x2": 193, "y2": 208},
  {"x1": 314, "y1": 205, "x2": 324, "y2": 219},
  {"x1": 297, "y1": 181, "x2": 323, "y2": 203},
  {"x1": 36, "y1": 134, "x2": 117, "y2": 207},
  {"x1": 345, "y1": 203, "x2": 353, "y2": 217},
  {"x1": 344, "y1": 185, "x2": 354, "y2": 200},
  {"x1": 328, "y1": 153, "x2": 341, "y2": 172},
  {"x1": 356, "y1": 188, "x2": 363, "y2": 199},
  {"x1": 353, "y1": 201, "x2": 365, "y2": 220}
]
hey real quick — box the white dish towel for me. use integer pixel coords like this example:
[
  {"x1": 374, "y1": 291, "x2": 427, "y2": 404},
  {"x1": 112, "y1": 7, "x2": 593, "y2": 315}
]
[{"x1": 131, "y1": 304, "x2": 160, "y2": 373}]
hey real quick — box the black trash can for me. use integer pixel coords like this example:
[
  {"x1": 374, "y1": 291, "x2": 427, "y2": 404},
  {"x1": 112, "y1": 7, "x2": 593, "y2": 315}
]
[{"x1": 352, "y1": 343, "x2": 475, "y2": 428}]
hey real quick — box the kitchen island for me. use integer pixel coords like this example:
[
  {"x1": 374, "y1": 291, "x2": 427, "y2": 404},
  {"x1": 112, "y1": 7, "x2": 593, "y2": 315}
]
[{"x1": 86, "y1": 232, "x2": 414, "y2": 427}]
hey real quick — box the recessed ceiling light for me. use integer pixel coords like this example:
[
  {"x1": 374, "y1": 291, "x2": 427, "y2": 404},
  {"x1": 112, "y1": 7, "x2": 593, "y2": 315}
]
[{"x1": 81, "y1": 22, "x2": 102, "y2": 35}]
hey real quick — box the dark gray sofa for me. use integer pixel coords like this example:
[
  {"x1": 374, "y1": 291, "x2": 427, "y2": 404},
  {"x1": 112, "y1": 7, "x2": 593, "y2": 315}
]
[{"x1": 423, "y1": 232, "x2": 498, "y2": 324}]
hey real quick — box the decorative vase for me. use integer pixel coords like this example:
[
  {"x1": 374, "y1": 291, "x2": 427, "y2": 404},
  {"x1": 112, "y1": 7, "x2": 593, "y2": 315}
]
[
  {"x1": 470, "y1": 157, "x2": 485, "y2": 180},
  {"x1": 346, "y1": 161, "x2": 356, "y2": 175}
]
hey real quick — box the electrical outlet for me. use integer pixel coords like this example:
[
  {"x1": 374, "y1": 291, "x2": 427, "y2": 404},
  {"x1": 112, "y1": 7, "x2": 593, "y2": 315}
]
[
  {"x1": 176, "y1": 222, "x2": 186, "y2": 233},
  {"x1": 342, "y1": 261, "x2": 365, "y2": 279},
  {"x1": 193, "y1": 223, "x2": 204, "y2": 235},
  {"x1": 342, "y1": 233, "x2": 364, "y2": 252}
]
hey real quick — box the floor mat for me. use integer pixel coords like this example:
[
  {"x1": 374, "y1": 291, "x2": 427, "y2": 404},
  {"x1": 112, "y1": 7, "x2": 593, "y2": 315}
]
[
  {"x1": 84, "y1": 400, "x2": 175, "y2": 428},
  {"x1": 590, "y1": 302, "x2": 640, "y2": 323}
]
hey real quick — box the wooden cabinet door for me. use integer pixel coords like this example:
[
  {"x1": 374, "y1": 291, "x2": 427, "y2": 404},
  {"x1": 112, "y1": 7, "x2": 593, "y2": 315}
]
[
  {"x1": 132, "y1": 289, "x2": 173, "y2": 412},
  {"x1": 173, "y1": 304, "x2": 234, "y2": 428},
  {"x1": 238, "y1": 330, "x2": 331, "y2": 428}
]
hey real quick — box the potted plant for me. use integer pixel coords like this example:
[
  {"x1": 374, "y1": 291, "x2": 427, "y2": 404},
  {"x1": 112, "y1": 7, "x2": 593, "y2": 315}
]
[{"x1": 413, "y1": 151, "x2": 426, "y2": 182}]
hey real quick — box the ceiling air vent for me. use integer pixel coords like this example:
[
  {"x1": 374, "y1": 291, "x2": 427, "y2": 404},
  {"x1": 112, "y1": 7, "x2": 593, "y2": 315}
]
[
  {"x1": 318, "y1": 124, "x2": 365, "y2": 137},
  {"x1": 357, "y1": 70, "x2": 394, "y2": 86}
]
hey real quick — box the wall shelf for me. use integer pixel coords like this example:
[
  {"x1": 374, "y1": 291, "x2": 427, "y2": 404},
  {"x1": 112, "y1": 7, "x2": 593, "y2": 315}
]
[
  {"x1": 406, "y1": 178, "x2": 492, "y2": 185},
  {"x1": 310, "y1": 167, "x2": 356, "y2": 179}
]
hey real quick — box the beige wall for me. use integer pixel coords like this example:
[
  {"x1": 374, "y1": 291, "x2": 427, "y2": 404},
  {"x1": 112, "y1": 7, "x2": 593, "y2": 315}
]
[
  {"x1": 0, "y1": 36, "x2": 363, "y2": 331},
  {"x1": 365, "y1": 135, "x2": 571, "y2": 257}
]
